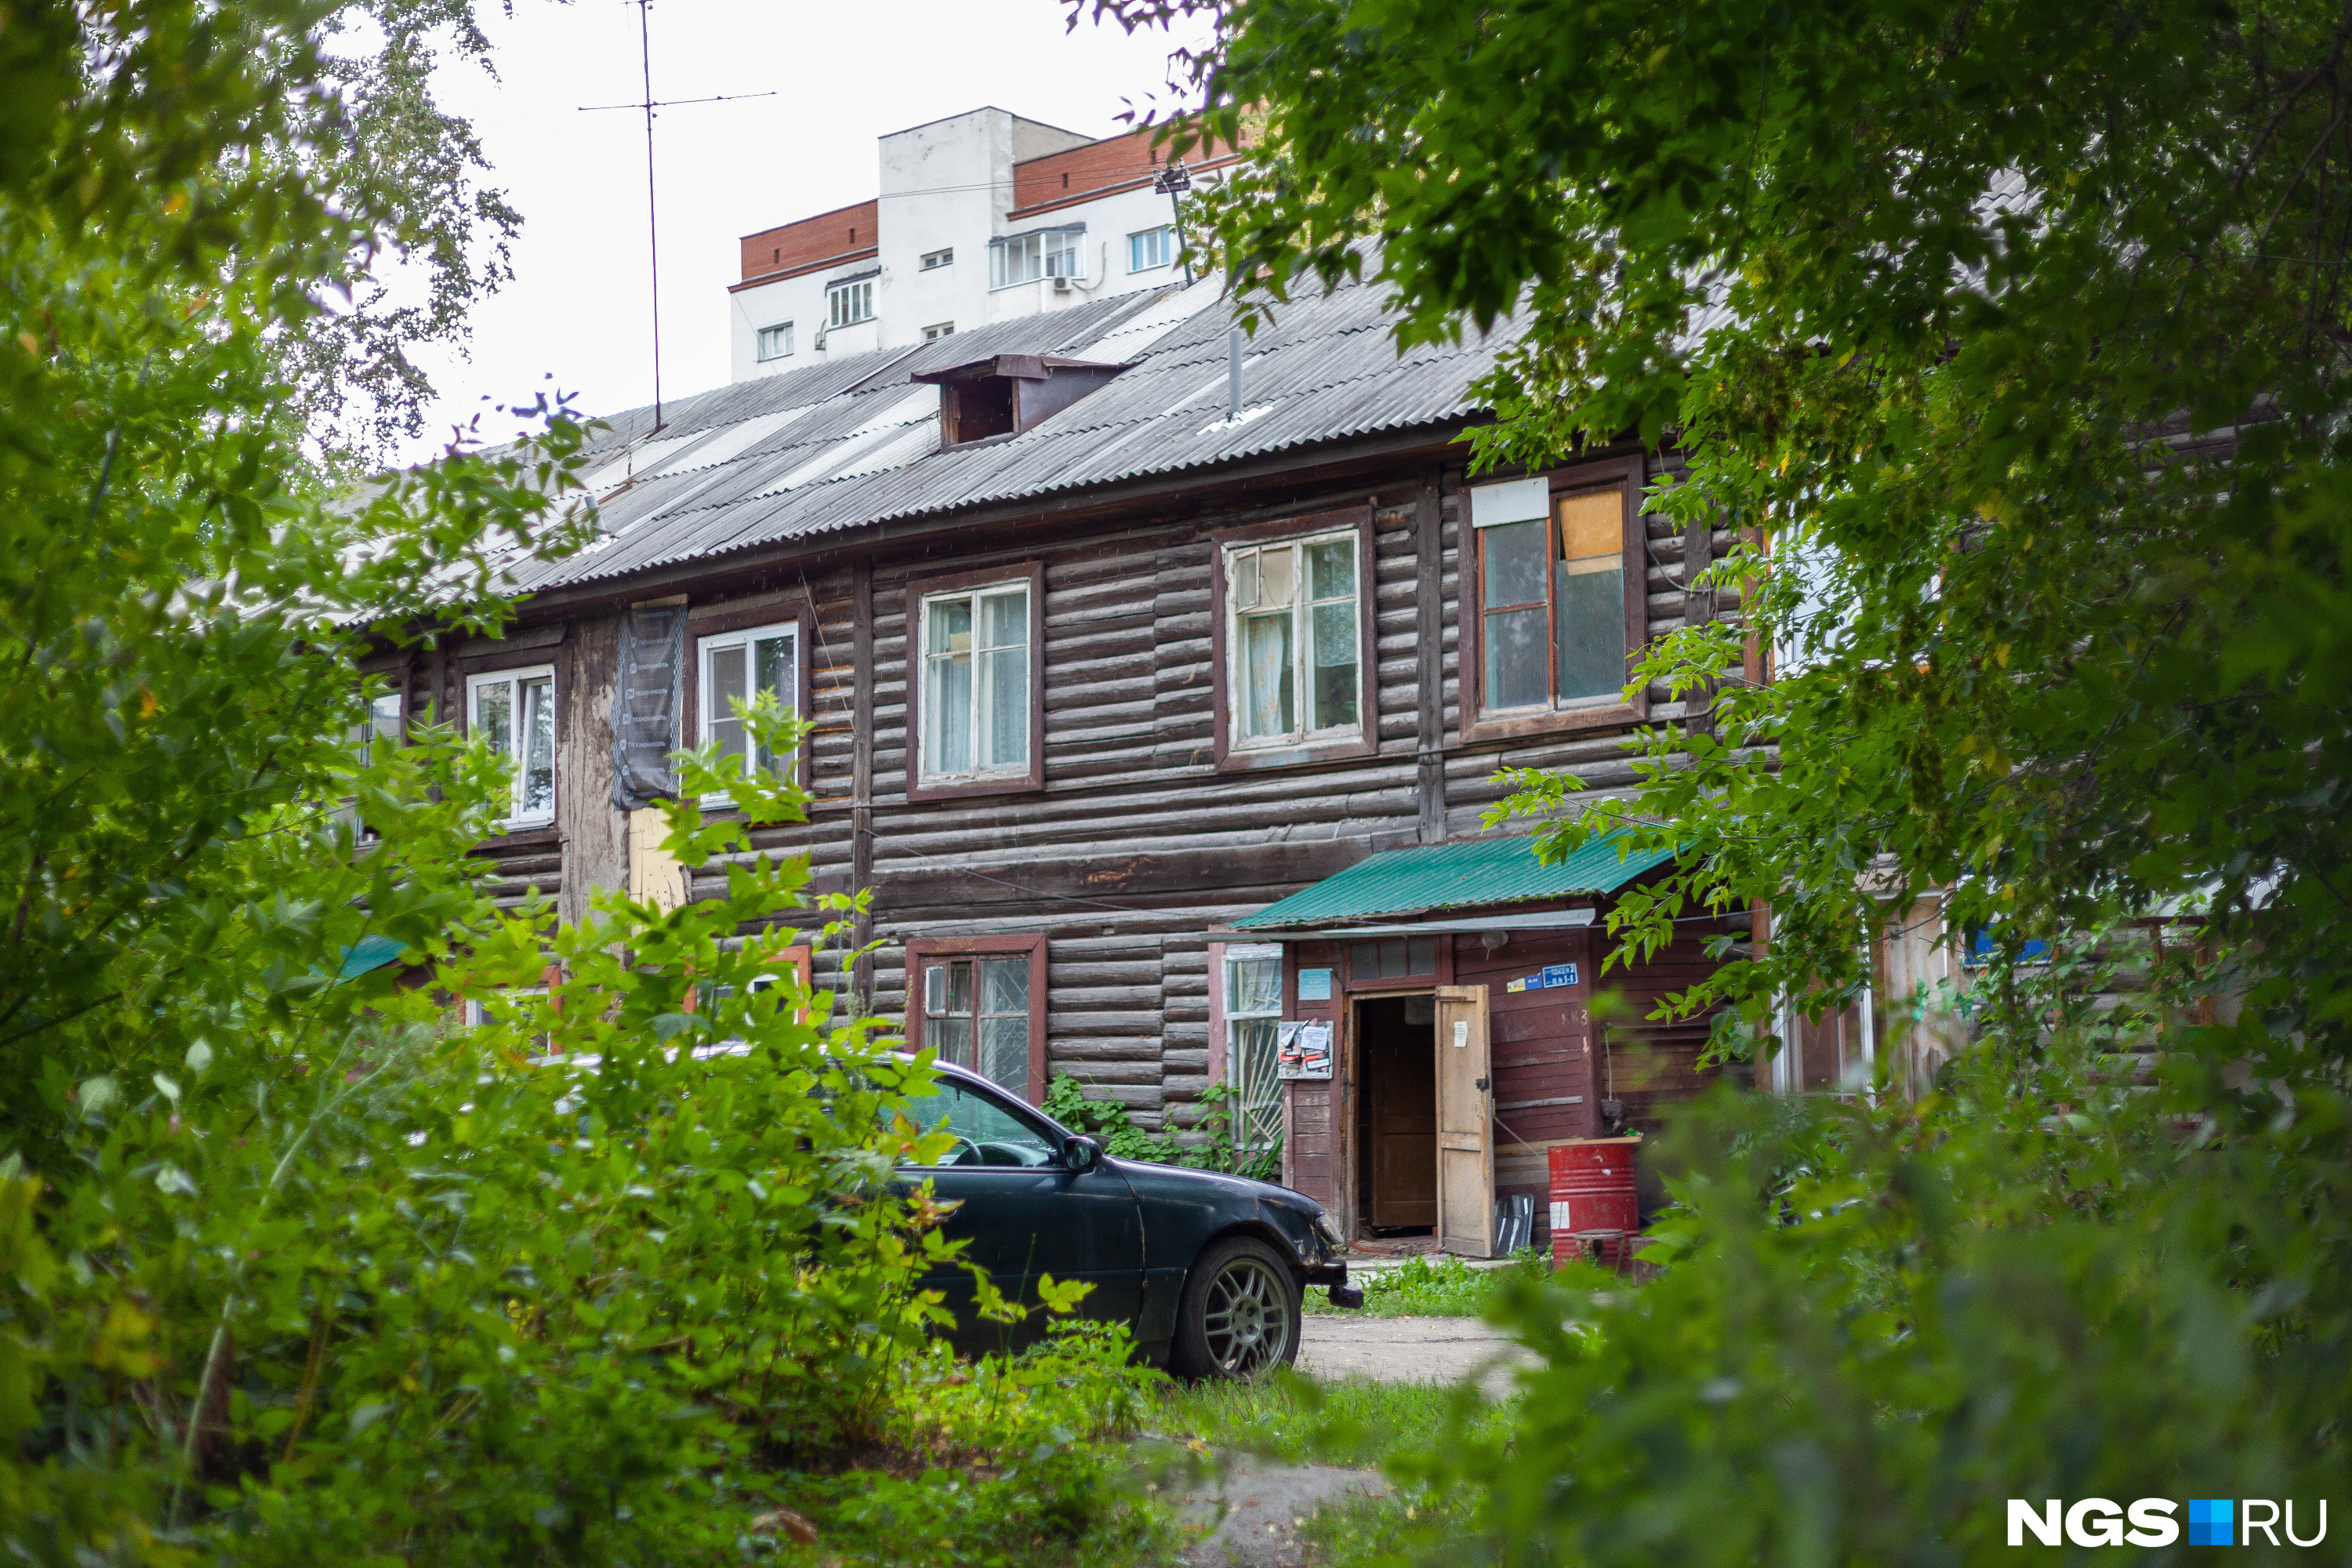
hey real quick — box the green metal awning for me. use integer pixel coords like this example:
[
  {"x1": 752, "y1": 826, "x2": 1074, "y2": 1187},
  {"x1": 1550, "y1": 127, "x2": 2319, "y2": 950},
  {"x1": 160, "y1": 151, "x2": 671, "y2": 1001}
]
[
  {"x1": 1232, "y1": 832, "x2": 1675, "y2": 931},
  {"x1": 336, "y1": 933, "x2": 409, "y2": 982}
]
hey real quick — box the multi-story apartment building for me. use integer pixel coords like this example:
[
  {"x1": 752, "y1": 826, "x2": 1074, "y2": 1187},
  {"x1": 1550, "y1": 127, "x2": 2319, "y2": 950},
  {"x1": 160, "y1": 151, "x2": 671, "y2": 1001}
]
[{"x1": 725, "y1": 106, "x2": 1236, "y2": 380}]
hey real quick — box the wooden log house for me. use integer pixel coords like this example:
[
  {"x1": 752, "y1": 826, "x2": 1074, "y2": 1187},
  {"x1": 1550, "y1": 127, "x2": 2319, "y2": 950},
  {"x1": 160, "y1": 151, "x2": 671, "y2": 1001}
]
[{"x1": 366, "y1": 274, "x2": 1749, "y2": 1253}]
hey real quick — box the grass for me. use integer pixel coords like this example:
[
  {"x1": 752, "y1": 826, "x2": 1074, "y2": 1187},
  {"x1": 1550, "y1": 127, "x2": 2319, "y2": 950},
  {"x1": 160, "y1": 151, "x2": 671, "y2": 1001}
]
[
  {"x1": 1305, "y1": 1247, "x2": 1557, "y2": 1317},
  {"x1": 1153, "y1": 1371, "x2": 1512, "y2": 1468}
]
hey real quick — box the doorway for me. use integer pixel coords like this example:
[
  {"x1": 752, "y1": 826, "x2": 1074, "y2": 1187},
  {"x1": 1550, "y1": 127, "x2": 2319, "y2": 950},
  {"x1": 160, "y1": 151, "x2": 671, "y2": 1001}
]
[{"x1": 1353, "y1": 993, "x2": 1437, "y2": 1232}]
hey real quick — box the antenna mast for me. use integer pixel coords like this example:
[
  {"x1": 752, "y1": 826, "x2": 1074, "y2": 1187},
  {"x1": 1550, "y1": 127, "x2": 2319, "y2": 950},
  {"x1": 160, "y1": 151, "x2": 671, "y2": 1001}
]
[{"x1": 579, "y1": 3, "x2": 775, "y2": 441}]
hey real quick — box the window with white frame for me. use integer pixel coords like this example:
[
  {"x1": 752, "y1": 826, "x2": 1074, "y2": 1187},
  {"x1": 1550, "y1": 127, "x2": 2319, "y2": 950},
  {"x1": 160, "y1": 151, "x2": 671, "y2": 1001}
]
[
  {"x1": 921, "y1": 955, "x2": 1033, "y2": 1096},
  {"x1": 697, "y1": 621, "x2": 798, "y2": 799},
  {"x1": 921, "y1": 321, "x2": 955, "y2": 341},
  {"x1": 1223, "y1": 529, "x2": 1361, "y2": 747},
  {"x1": 920, "y1": 248, "x2": 953, "y2": 270},
  {"x1": 826, "y1": 278, "x2": 874, "y2": 328},
  {"x1": 989, "y1": 229, "x2": 1082, "y2": 289},
  {"x1": 918, "y1": 581, "x2": 1031, "y2": 783},
  {"x1": 1222, "y1": 946, "x2": 1285, "y2": 1159},
  {"x1": 337, "y1": 687, "x2": 404, "y2": 839},
  {"x1": 466, "y1": 665, "x2": 556, "y2": 829},
  {"x1": 756, "y1": 321, "x2": 793, "y2": 361},
  {"x1": 1128, "y1": 225, "x2": 1176, "y2": 273}
]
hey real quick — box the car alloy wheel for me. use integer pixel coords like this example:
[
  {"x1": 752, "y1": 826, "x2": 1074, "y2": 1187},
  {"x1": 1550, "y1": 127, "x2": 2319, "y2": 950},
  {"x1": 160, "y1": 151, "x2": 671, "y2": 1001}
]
[{"x1": 1200, "y1": 1253, "x2": 1292, "y2": 1376}]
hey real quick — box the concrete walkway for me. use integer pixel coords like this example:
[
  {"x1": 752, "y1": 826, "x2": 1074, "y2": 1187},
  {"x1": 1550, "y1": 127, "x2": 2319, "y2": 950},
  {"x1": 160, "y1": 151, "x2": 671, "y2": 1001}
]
[
  {"x1": 1174, "y1": 1451, "x2": 1389, "y2": 1568},
  {"x1": 1296, "y1": 1314, "x2": 1538, "y2": 1394}
]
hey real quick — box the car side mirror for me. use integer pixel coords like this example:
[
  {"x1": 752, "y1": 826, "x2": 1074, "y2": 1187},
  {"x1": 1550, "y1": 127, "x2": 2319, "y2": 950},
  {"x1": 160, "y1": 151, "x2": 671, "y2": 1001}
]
[{"x1": 1062, "y1": 1134, "x2": 1103, "y2": 1174}]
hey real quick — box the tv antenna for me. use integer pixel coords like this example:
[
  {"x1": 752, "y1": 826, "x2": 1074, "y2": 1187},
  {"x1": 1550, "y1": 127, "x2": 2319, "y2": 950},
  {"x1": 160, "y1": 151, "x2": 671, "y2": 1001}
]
[{"x1": 580, "y1": 0, "x2": 775, "y2": 436}]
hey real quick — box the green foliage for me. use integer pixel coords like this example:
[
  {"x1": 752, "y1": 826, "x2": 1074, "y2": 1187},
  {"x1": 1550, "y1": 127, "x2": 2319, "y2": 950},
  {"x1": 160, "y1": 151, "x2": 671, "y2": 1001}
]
[
  {"x1": 1304, "y1": 1251, "x2": 1553, "y2": 1319},
  {"x1": 1157, "y1": 1373, "x2": 1513, "y2": 1469},
  {"x1": 0, "y1": 7, "x2": 1155, "y2": 1559},
  {"x1": 1043, "y1": 1074, "x2": 1281, "y2": 1181},
  {"x1": 1087, "y1": 0, "x2": 2352, "y2": 1555}
]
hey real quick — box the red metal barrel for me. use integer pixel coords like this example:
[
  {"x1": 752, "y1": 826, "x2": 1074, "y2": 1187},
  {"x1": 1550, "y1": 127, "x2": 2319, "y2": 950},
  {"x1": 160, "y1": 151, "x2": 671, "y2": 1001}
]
[{"x1": 1548, "y1": 1138, "x2": 1640, "y2": 1263}]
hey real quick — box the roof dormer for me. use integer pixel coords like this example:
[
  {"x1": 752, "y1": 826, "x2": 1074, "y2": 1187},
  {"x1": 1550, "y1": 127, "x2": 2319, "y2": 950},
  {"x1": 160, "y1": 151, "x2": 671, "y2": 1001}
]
[{"x1": 913, "y1": 354, "x2": 1132, "y2": 448}]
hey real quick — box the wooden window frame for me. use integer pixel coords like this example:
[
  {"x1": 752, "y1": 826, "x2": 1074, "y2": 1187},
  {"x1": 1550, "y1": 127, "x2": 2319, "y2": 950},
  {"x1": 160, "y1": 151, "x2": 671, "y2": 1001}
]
[
  {"x1": 905, "y1": 934, "x2": 1050, "y2": 1105},
  {"x1": 1210, "y1": 507, "x2": 1378, "y2": 773},
  {"x1": 682, "y1": 604, "x2": 814, "y2": 800},
  {"x1": 1456, "y1": 457, "x2": 1650, "y2": 745},
  {"x1": 1337, "y1": 933, "x2": 1457, "y2": 993},
  {"x1": 463, "y1": 661, "x2": 558, "y2": 832},
  {"x1": 903, "y1": 561, "x2": 1047, "y2": 802}
]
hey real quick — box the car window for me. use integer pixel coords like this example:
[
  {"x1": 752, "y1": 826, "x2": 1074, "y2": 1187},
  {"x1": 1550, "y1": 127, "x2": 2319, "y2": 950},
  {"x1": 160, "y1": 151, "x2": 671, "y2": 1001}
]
[{"x1": 895, "y1": 1077, "x2": 1060, "y2": 1168}]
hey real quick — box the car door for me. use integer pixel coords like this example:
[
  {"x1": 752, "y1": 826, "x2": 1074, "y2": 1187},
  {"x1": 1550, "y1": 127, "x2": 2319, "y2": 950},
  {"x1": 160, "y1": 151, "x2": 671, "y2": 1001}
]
[{"x1": 896, "y1": 1074, "x2": 1145, "y2": 1356}]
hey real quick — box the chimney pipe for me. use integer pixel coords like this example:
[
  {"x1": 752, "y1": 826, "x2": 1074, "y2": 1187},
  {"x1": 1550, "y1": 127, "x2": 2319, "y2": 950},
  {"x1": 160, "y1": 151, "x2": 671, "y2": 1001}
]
[{"x1": 1227, "y1": 326, "x2": 1243, "y2": 420}]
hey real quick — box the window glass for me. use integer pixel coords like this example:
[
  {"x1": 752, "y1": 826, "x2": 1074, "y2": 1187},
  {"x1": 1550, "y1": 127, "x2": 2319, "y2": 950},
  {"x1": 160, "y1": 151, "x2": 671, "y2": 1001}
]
[
  {"x1": 1226, "y1": 531, "x2": 1359, "y2": 748},
  {"x1": 1481, "y1": 519, "x2": 1552, "y2": 711},
  {"x1": 519, "y1": 675, "x2": 555, "y2": 820},
  {"x1": 1555, "y1": 490, "x2": 1625, "y2": 701},
  {"x1": 828, "y1": 279, "x2": 873, "y2": 327},
  {"x1": 895, "y1": 1077, "x2": 1058, "y2": 1167},
  {"x1": 699, "y1": 624, "x2": 797, "y2": 793},
  {"x1": 1223, "y1": 949, "x2": 1284, "y2": 1160},
  {"x1": 922, "y1": 954, "x2": 1033, "y2": 1098},
  {"x1": 920, "y1": 583, "x2": 1030, "y2": 782},
  {"x1": 1128, "y1": 227, "x2": 1175, "y2": 272},
  {"x1": 756, "y1": 322, "x2": 793, "y2": 361},
  {"x1": 467, "y1": 666, "x2": 557, "y2": 827},
  {"x1": 1347, "y1": 938, "x2": 1438, "y2": 982}
]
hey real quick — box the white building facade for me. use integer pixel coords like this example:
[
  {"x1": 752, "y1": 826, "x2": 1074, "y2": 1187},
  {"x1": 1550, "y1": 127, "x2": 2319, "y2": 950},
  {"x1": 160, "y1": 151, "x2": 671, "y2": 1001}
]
[{"x1": 726, "y1": 106, "x2": 1234, "y2": 383}]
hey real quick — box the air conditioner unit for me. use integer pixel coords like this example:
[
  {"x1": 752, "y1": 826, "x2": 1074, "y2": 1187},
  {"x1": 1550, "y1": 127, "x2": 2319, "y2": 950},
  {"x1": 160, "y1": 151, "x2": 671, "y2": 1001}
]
[{"x1": 1051, "y1": 274, "x2": 1073, "y2": 293}]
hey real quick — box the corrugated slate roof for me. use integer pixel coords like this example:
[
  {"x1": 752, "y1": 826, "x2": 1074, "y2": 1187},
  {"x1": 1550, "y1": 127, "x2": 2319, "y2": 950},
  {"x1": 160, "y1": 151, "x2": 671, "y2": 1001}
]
[
  {"x1": 1230, "y1": 833, "x2": 1676, "y2": 928},
  {"x1": 500, "y1": 271, "x2": 1525, "y2": 597}
]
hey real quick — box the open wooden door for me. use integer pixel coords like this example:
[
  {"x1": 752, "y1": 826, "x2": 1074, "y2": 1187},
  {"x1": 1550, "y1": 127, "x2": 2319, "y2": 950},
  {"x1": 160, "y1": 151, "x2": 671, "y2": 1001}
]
[{"x1": 1432, "y1": 984, "x2": 1495, "y2": 1258}]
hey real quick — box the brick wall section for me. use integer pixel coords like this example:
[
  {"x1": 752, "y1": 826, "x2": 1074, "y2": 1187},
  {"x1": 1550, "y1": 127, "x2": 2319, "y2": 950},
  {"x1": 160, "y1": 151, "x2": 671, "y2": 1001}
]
[
  {"x1": 738, "y1": 199, "x2": 880, "y2": 285},
  {"x1": 1008, "y1": 128, "x2": 1244, "y2": 219}
]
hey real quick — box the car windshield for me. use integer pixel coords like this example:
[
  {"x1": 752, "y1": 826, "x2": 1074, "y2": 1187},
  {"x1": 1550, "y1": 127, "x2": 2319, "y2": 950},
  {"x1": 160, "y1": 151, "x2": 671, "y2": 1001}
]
[{"x1": 896, "y1": 1077, "x2": 1060, "y2": 1167}]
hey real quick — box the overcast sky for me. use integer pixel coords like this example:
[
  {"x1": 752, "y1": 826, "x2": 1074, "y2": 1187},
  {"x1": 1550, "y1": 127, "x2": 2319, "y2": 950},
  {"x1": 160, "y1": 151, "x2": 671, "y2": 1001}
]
[{"x1": 401, "y1": 0, "x2": 1209, "y2": 466}]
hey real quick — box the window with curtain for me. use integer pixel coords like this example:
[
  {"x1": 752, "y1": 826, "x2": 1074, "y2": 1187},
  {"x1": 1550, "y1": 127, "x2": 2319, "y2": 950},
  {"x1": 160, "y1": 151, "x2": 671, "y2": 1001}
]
[
  {"x1": 923, "y1": 955, "x2": 1033, "y2": 1098},
  {"x1": 919, "y1": 581, "x2": 1031, "y2": 783},
  {"x1": 1223, "y1": 946, "x2": 1285, "y2": 1159},
  {"x1": 466, "y1": 666, "x2": 556, "y2": 829},
  {"x1": 1475, "y1": 484, "x2": 1628, "y2": 715},
  {"x1": 1223, "y1": 530, "x2": 1359, "y2": 748},
  {"x1": 697, "y1": 621, "x2": 797, "y2": 799}
]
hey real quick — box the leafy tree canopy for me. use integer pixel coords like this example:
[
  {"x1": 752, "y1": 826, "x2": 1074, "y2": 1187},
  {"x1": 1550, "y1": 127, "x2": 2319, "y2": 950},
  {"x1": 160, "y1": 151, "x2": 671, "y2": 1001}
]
[{"x1": 1087, "y1": 0, "x2": 2352, "y2": 1555}]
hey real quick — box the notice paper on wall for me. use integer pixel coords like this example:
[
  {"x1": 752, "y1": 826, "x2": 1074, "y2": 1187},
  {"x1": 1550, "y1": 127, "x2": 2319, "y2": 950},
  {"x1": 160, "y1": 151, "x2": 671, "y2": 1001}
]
[
  {"x1": 1451, "y1": 1020, "x2": 1471, "y2": 1049},
  {"x1": 1278, "y1": 1021, "x2": 1334, "y2": 1080},
  {"x1": 1505, "y1": 963, "x2": 1581, "y2": 994}
]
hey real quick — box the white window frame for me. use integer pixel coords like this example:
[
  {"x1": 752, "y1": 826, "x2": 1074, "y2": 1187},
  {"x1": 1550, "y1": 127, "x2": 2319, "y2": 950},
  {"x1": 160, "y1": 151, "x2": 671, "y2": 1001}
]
[
  {"x1": 826, "y1": 278, "x2": 873, "y2": 328},
  {"x1": 1221, "y1": 527, "x2": 1364, "y2": 750},
  {"x1": 695, "y1": 620, "x2": 799, "y2": 804},
  {"x1": 989, "y1": 229, "x2": 1083, "y2": 290},
  {"x1": 920, "y1": 321, "x2": 955, "y2": 341},
  {"x1": 916, "y1": 580, "x2": 1033, "y2": 786},
  {"x1": 920, "y1": 248, "x2": 954, "y2": 270},
  {"x1": 337, "y1": 687, "x2": 404, "y2": 840},
  {"x1": 755, "y1": 321, "x2": 793, "y2": 361},
  {"x1": 465, "y1": 664, "x2": 557, "y2": 830},
  {"x1": 1222, "y1": 944, "x2": 1286, "y2": 1158},
  {"x1": 1128, "y1": 225, "x2": 1176, "y2": 273}
]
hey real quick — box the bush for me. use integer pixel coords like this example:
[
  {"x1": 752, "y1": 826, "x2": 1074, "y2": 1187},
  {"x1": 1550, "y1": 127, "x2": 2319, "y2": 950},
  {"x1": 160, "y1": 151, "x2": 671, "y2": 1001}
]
[{"x1": 1043, "y1": 1076, "x2": 1281, "y2": 1182}]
